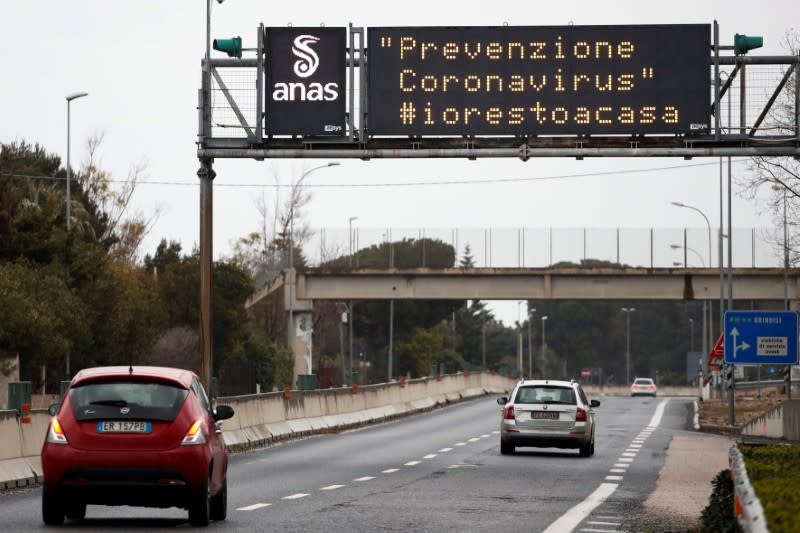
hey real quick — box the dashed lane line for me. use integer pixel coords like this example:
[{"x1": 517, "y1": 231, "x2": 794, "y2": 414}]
[
  {"x1": 353, "y1": 476, "x2": 375, "y2": 482},
  {"x1": 320, "y1": 484, "x2": 344, "y2": 490},
  {"x1": 237, "y1": 503, "x2": 271, "y2": 511},
  {"x1": 282, "y1": 493, "x2": 309, "y2": 500},
  {"x1": 542, "y1": 483, "x2": 618, "y2": 533},
  {"x1": 382, "y1": 468, "x2": 400, "y2": 474}
]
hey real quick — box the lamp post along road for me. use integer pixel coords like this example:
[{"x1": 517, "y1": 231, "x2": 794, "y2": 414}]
[
  {"x1": 540, "y1": 316, "x2": 548, "y2": 375},
  {"x1": 528, "y1": 307, "x2": 536, "y2": 378},
  {"x1": 65, "y1": 91, "x2": 88, "y2": 377},
  {"x1": 621, "y1": 307, "x2": 636, "y2": 385},
  {"x1": 287, "y1": 163, "x2": 340, "y2": 351},
  {"x1": 65, "y1": 92, "x2": 88, "y2": 233},
  {"x1": 671, "y1": 201, "x2": 713, "y2": 358}
]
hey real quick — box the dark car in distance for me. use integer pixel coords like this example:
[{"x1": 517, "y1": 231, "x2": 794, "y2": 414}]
[{"x1": 41, "y1": 366, "x2": 234, "y2": 527}]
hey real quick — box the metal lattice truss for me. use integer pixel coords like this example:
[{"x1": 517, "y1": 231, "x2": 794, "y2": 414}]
[{"x1": 198, "y1": 23, "x2": 800, "y2": 160}]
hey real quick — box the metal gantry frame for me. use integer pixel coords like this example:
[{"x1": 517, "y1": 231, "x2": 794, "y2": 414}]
[
  {"x1": 198, "y1": 22, "x2": 800, "y2": 161},
  {"x1": 195, "y1": 20, "x2": 800, "y2": 395}
]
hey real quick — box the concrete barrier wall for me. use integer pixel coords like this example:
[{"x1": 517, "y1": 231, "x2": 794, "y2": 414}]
[
  {"x1": 0, "y1": 411, "x2": 22, "y2": 461},
  {"x1": 217, "y1": 371, "x2": 516, "y2": 451},
  {"x1": 0, "y1": 409, "x2": 42, "y2": 489},
  {"x1": 742, "y1": 399, "x2": 800, "y2": 440}
]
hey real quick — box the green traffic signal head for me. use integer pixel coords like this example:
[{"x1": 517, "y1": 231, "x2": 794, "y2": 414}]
[
  {"x1": 734, "y1": 34, "x2": 763, "y2": 55},
  {"x1": 213, "y1": 36, "x2": 242, "y2": 58}
]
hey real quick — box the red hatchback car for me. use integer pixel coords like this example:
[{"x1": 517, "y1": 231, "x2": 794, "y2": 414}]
[{"x1": 41, "y1": 366, "x2": 234, "y2": 527}]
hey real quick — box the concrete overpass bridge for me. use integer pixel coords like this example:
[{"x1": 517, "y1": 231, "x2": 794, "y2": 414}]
[{"x1": 247, "y1": 266, "x2": 797, "y2": 381}]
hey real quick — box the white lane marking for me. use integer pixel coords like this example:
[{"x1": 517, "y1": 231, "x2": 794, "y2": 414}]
[
  {"x1": 455, "y1": 442, "x2": 466, "y2": 446},
  {"x1": 282, "y1": 493, "x2": 309, "y2": 500},
  {"x1": 613, "y1": 463, "x2": 629, "y2": 468},
  {"x1": 438, "y1": 447, "x2": 453, "y2": 452},
  {"x1": 609, "y1": 469, "x2": 626, "y2": 473},
  {"x1": 353, "y1": 476, "x2": 375, "y2": 482},
  {"x1": 593, "y1": 516, "x2": 622, "y2": 520},
  {"x1": 629, "y1": 444, "x2": 642, "y2": 448},
  {"x1": 468, "y1": 437, "x2": 480, "y2": 442},
  {"x1": 587, "y1": 521, "x2": 620, "y2": 526},
  {"x1": 579, "y1": 528, "x2": 618, "y2": 532},
  {"x1": 382, "y1": 468, "x2": 400, "y2": 474},
  {"x1": 320, "y1": 484, "x2": 344, "y2": 490},
  {"x1": 237, "y1": 503, "x2": 271, "y2": 511},
  {"x1": 621, "y1": 452, "x2": 636, "y2": 457},
  {"x1": 491, "y1": 430, "x2": 500, "y2": 434},
  {"x1": 605, "y1": 475, "x2": 623, "y2": 481},
  {"x1": 481, "y1": 434, "x2": 491, "y2": 438},
  {"x1": 448, "y1": 463, "x2": 478, "y2": 469},
  {"x1": 647, "y1": 400, "x2": 669, "y2": 429},
  {"x1": 618, "y1": 458, "x2": 633, "y2": 463},
  {"x1": 404, "y1": 460, "x2": 421, "y2": 466},
  {"x1": 543, "y1": 483, "x2": 618, "y2": 533},
  {"x1": 423, "y1": 454, "x2": 437, "y2": 459}
]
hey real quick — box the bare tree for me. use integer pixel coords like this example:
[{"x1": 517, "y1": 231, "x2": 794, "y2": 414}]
[{"x1": 80, "y1": 131, "x2": 162, "y2": 264}]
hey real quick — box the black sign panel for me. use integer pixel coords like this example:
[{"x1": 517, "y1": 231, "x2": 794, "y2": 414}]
[
  {"x1": 264, "y1": 27, "x2": 346, "y2": 135},
  {"x1": 367, "y1": 25, "x2": 710, "y2": 136}
]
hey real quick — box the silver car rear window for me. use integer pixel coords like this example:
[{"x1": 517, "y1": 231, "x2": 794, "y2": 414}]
[{"x1": 515, "y1": 386, "x2": 576, "y2": 405}]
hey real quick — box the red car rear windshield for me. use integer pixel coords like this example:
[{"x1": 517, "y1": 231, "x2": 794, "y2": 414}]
[{"x1": 70, "y1": 381, "x2": 188, "y2": 422}]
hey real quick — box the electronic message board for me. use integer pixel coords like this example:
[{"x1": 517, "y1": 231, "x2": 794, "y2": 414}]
[
  {"x1": 264, "y1": 27, "x2": 346, "y2": 136},
  {"x1": 367, "y1": 25, "x2": 710, "y2": 136}
]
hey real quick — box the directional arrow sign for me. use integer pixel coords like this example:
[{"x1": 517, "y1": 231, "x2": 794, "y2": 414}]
[{"x1": 724, "y1": 311, "x2": 799, "y2": 365}]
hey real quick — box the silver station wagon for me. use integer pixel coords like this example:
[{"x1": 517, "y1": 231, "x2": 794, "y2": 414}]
[{"x1": 496, "y1": 379, "x2": 600, "y2": 457}]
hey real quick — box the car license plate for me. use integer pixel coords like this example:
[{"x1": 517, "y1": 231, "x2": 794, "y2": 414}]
[
  {"x1": 97, "y1": 421, "x2": 151, "y2": 433},
  {"x1": 532, "y1": 411, "x2": 559, "y2": 420}
]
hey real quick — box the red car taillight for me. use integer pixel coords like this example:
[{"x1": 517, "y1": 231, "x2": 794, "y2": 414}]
[
  {"x1": 575, "y1": 407, "x2": 588, "y2": 422},
  {"x1": 180, "y1": 418, "x2": 207, "y2": 445},
  {"x1": 503, "y1": 404, "x2": 515, "y2": 420},
  {"x1": 46, "y1": 417, "x2": 69, "y2": 445},
  {"x1": 648, "y1": 385, "x2": 656, "y2": 391}
]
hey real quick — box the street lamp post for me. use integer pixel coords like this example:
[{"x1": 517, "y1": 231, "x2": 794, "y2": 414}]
[
  {"x1": 348, "y1": 216, "x2": 359, "y2": 266},
  {"x1": 66, "y1": 92, "x2": 89, "y2": 232},
  {"x1": 65, "y1": 91, "x2": 88, "y2": 378},
  {"x1": 528, "y1": 307, "x2": 536, "y2": 378},
  {"x1": 517, "y1": 302, "x2": 523, "y2": 376},
  {"x1": 347, "y1": 215, "x2": 358, "y2": 384},
  {"x1": 621, "y1": 307, "x2": 636, "y2": 385},
  {"x1": 670, "y1": 244, "x2": 705, "y2": 267},
  {"x1": 287, "y1": 162, "x2": 340, "y2": 351},
  {"x1": 540, "y1": 316, "x2": 548, "y2": 375},
  {"x1": 689, "y1": 318, "x2": 695, "y2": 353},
  {"x1": 671, "y1": 201, "x2": 714, "y2": 364}
]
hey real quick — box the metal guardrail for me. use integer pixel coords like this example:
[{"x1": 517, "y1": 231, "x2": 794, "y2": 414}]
[
  {"x1": 735, "y1": 379, "x2": 785, "y2": 390},
  {"x1": 729, "y1": 445, "x2": 770, "y2": 532}
]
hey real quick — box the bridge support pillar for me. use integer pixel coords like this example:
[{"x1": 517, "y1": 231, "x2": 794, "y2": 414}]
[{"x1": 285, "y1": 268, "x2": 314, "y2": 389}]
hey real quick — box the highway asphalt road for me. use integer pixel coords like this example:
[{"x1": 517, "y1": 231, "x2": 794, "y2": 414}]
[{"x1": 0, "y1": 394, "x2": 694, "y2": 532}]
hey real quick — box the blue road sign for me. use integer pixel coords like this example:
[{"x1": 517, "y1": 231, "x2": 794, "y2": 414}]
[{"x1": 724, "y1": 311, "x2": 799, "y2": 365}]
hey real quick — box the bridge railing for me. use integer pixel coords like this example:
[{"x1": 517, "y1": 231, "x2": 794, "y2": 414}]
[{"x1": 305, "y1": 226, "x2": 783, "y2": 270}]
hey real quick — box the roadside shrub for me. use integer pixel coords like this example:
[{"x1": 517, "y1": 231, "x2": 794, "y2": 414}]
[
  {"x1": 740, "y1": 444, "x2": 800, "y2": 533},
  {"x1": 699, "y1": 469, "x2": 742, "y2": 533}
]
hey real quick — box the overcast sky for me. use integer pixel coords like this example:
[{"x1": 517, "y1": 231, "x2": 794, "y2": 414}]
[{"x1": 1, "y1": 1, "x2": 796, "y2": 325}]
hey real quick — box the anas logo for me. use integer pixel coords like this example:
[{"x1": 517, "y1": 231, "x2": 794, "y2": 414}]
[
  {"x1": 120, "y1": 407, "x2": 130, "y2": 414},
  {"x1": 273, "y1": 33, "x2": 339, "y2": 102},
  {"x1": 292, "y1": 35, "x2": 320, "y2": 78}
]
